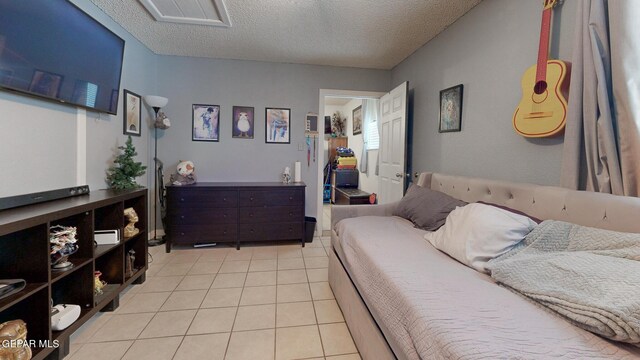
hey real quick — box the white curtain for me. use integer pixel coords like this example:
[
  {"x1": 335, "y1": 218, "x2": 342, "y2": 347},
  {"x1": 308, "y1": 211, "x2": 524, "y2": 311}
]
[
  {"x1": 561, "y1": 0, "x2": 640, "y2": 196},
  {"x1": 610, "y1": 0, "x2": 640, "y2": 196},
  {"x1": 360, "y1": 99, "x2": 379, "y2": 174}
]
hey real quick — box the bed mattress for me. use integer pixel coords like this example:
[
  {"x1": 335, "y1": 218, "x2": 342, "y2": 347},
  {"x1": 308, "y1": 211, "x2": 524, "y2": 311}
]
[{"x1": 333, "y1": 215, "x2": 640, "y2": 360}]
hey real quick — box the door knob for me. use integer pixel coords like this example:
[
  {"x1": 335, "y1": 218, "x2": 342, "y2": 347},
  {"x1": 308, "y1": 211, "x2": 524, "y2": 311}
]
[{"x1": 395, "y1": 173, "x2": 403, "y2": 178}]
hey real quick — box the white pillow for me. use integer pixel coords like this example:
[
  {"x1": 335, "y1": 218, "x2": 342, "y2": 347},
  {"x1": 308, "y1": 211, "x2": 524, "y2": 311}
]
[{"x1": 424, "y1": 203, "x2": 537, "y2": 274}]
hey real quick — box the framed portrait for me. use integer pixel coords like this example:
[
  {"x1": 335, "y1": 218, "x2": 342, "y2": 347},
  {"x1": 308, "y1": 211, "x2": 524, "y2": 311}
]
[
  {"x1": 324, "y1": 116, "x2": 332, "y2": 136},
  {"x1": 265, "y1": 107, "x2": 291, "y2": 144},
  {"x1": 232, "y1": 106, "x2": 254, "y2": 139},
  {"x1": 123, "y1": 89, "x2": 141, "y2": 136},
  {"x1": 28, "y1": 70, "x2": 63, "y2": 98},
  {"x1": 352, "y1": 105, "x2": 362, "y2": 135},
  {"x1": 439, "y1": 84, "x2": 463, "y2": 133},
  {"x1": 193, "y1": 104, "x2": 220, "y2": 142}
]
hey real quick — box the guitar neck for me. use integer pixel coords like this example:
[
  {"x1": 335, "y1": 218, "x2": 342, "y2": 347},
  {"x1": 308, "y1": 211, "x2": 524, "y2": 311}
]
[{"x1": 535, "y1": 7, "x2": 552, "y2": 84}]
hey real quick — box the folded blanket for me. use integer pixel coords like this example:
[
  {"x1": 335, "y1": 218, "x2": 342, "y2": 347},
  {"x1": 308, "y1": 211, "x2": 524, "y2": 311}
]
[{"x1": 487, "y1": 220, "x2": 640, "y2": 345}]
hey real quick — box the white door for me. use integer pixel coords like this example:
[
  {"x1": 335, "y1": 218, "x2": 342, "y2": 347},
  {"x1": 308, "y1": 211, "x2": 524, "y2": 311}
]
[{"x1": 378, "y1": 82, "x2": 408, "y2": 204}]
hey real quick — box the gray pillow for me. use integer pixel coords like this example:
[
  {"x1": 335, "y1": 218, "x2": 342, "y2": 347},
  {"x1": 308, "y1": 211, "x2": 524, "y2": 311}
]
[{"x1": 393, "y1": 185, "x2": 467, "y2": 231}]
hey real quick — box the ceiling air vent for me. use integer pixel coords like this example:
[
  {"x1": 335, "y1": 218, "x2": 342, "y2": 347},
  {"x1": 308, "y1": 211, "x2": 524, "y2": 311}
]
[{"x1": 139, "y1": 0, "x2": 231, "y2": 27}]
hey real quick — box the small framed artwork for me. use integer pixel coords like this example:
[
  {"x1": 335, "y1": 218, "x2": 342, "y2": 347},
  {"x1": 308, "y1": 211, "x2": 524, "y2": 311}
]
[
  {"x1": 28, "y1": 70, "x2": 63, "y2": 98},
  {"x1": 265, "y1": 107, "x2": 291, "y2": 144},
  {"x1": 324, "y1": 116, "x2": 332, "y2": 136},
  {"x1": 305, "y1": 113, "x2": 318, "y2": 135},
  {"x1": 232, "y1": 106, "x2": 254, "y2": 139},
  {"x1": 352, "y1": 105, "x2": 362, "y2": 135},
  {"x1": 439, "y1": 84, "x2": 463, "y2": 133},
  {"x1": 123, "y1": 89, "x2": 142, "y2": 136},
  {"x1": 193, "y1": 104, "x2": 220, "y2": 142}
]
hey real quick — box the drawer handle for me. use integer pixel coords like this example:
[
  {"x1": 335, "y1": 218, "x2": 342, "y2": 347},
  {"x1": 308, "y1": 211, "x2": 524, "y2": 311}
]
[
  {"x1": 249, "y1": 213, "x2": 254, "y2": 218},
  {"x1": 223, "y1": 213, "x2": 227, "y2": 218},
  {"x1": 289, "y1": 196, "x2": 293, "y2": 201},
  {"x1": 289, "y1": 212, "x2": 293, "y2": 216},
  {"x1": 180, "y1": 232, "x2": 185, "y2": 236},
  {"x1": 250, "y1": 229, "x2": 255, "y2": 233},
  {"x1": 180, "y1": 198, "x2": 185, "y2": 202},
  {"x1": 223, "y1": 197, "x2": 227, "y2": 201},
  {"x1": 180, "y1": 215, "x2": 185, "y2": 220},
  {"x1": 288, "y1": 228, "x2": 293, "y2": 232},
  {"x1": 250, "y1": 197, "x2": 254, "y2": 201},
  {"x1": 223, "y1": 230, "x2": 227, "y2": 235}
]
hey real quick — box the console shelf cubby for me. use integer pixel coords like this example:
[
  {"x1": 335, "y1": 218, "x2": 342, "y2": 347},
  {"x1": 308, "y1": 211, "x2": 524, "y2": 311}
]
[{"x1": 0, "y1": 188, "x2": 147, "y2": 360}]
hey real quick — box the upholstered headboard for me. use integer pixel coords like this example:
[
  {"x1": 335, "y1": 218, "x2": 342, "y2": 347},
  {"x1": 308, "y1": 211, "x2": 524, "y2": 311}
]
[{"x1": 416, "y1": 172, "x2": 640, "y2": 233}]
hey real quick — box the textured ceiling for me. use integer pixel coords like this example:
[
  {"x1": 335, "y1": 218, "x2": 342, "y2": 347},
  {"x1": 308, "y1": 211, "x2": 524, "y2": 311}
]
[{"x1": 89, "y1": 0, "x2": 482, "y2": 70}]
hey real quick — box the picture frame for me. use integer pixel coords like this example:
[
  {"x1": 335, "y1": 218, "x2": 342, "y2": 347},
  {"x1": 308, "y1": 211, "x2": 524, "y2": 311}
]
[
  {"x1": 352, "y1": 105, "x2": 362, "y2": 135},
  {"x1": 324, "y1": 116, "x2": 332, "y2": 136},
  {"x1": 305, "y1": 112, "x2": 318, "y2": 135},
  {"x1": 123, "y1": 89, "x2": 141, "y2": 136},
  {"x1": 192, "y1": 104, "x2": 220, "y2": 142},
  {"x1": 265, "y1": 107, "x2": 291, "y2": 144},
  {"x1": 232, "y1": 106, "x2": 255, "y2": 139},
  {"x1": 28, "y1": 70, "x2": 63, "y2": 98},
  {"x1": 439, "y1": 84, "x2": 463, "y2": 133}
]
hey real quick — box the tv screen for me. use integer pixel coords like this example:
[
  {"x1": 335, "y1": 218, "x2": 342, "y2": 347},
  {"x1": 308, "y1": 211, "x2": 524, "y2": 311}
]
[{"x1": 0, "y1": 0, "x2": 125, "y2": 114}]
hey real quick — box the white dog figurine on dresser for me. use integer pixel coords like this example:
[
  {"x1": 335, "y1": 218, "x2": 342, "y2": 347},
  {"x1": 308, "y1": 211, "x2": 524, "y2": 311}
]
[{"x1": 170, "y1": 160, "x2": 197, "y2": 186}]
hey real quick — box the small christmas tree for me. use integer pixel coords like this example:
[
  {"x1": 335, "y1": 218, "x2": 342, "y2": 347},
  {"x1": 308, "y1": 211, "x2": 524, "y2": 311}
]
[{"x1": 106, "y1": 136, "x2": 147, "y2": 190}]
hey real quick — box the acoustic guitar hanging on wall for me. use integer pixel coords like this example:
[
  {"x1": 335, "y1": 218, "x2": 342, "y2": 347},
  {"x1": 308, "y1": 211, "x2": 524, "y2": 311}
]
[{"x1": 513, "y1": 0, "x2": 570, "y2": 138}]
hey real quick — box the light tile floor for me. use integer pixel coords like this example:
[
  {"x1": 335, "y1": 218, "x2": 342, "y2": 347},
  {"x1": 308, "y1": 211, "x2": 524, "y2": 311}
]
[{"x1": 67, "y1": 236, "x2": 360, "y2": 360}]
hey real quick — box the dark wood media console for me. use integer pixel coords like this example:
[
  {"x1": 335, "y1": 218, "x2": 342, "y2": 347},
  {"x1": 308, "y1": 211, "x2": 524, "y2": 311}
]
[
  {"x1": 0, "y1": 188, "x2": 148, "y2": 360},
  {"x1": 165, "y1": 182, "x2": 306, "y2": 252}
]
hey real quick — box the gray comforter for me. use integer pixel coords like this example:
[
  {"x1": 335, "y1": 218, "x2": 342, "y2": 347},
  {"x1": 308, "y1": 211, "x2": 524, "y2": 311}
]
[
  {"x1": 334, "y1": 216, "x2": 640, "y2": 359},
  {"x1": 488, "y1": 220, "x2": 640, "y2": 346}
]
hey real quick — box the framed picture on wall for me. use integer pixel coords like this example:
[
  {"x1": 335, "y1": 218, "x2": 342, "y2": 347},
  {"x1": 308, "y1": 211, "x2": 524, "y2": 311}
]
[
  {"x1": 192, "y1": 104, "x2": 220, "y2": 142},
  {"x1": 265, "y1": 107, "x2": 291, "y2": 144},
  {"x1": 123, "y1": 89, "x2": 141, "y2": 136},
  {"x1": 28, "y1": 70, "x2": 63, "y2": 98},
  {"x1": 232, "y1": 106, "x2": 254, "y2": 139},
  {"x1": 439, "y1": 84, "x2": 463, "y2": 133},
  {"x1": 352, "y1": 105, "x2": 362, "y2": 135}
]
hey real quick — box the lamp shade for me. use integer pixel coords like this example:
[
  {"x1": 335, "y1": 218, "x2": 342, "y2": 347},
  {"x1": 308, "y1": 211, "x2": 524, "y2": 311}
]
[{"x1": 144, "y1": 95, "x2": 168, "y2": 108}]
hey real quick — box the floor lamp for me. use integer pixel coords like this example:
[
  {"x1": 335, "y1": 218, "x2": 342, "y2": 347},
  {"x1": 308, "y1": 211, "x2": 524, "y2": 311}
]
[{"x1": 144, "y1": 95, "x2": 169, "y2": 247}]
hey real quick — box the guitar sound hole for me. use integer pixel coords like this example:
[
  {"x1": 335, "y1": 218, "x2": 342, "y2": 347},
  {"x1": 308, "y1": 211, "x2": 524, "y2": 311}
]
[{"x1": 534, "y1": 81, "x2": 548, "y2": 95}]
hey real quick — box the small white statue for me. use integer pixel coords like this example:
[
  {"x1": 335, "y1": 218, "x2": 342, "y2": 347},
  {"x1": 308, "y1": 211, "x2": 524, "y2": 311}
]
[{"x1": 282, "y1": 167, "x2": 292, "y2": 184}]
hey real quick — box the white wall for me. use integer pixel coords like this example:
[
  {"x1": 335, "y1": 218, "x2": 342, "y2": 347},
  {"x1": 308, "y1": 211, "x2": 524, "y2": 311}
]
[
  {"x1": 392, "y1": 0, "x2": 577, "y2": 185},
  {"x1": 0, "y1": 0, "x2": 157, "y2": 198}
]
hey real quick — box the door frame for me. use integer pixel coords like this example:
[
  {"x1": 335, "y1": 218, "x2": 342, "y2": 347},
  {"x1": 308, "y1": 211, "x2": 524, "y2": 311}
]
[{"x1": 317, "y1": 89, "x2": 386, "y2": 235}]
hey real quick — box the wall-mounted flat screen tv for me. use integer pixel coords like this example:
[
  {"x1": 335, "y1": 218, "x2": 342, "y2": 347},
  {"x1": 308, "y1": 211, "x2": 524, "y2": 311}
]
[{"x1": 0, "y1": 0, "x2": 125, "y2": 114}]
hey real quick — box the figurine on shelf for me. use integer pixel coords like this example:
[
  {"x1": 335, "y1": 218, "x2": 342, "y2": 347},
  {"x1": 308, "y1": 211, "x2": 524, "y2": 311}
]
[
  {"x1": 282, "y1": 166, "x2": 292, "y2": 184},
  {"x1": 49, "y1": 225, "x2": 79, "y2": 272},
  {"x1": 123, "y1": 207, "x2": 140, "y2": 238},
  {"x1": 170, "y1": 160, "x2": 197, "y2": 186},
  {"x1": 94, "y1": 271, "x2": 107, "y2": 296},
  {"x1": 0, "y1": 320, "x2": 32, "y2": 360},
  {"x1": 125, "y1": 250, "x2": 136, "y2": 278}
]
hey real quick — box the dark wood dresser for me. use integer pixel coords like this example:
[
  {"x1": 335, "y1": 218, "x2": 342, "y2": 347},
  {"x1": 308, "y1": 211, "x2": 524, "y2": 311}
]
[{"x1": 165, "y1": 182, "x2": 306, "y2": 252}]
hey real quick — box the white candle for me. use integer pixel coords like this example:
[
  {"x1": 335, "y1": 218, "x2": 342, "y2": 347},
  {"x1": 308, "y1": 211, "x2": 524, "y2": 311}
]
[{"x1": 294, "y1": 161, "x2": 301, "y2": 182}]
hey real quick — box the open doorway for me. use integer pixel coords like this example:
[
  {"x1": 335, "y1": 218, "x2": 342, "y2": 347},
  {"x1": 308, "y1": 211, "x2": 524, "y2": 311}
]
[{"x1": 317, "y1": 89, "x2": 386, "y2": 235}]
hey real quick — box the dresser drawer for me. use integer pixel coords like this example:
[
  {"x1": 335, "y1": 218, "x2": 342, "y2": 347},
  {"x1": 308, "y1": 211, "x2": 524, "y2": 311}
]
[
  {"x1": 167, "y1": 189, "x2": 238, "y2": 208},
  {"x1": 167, "y1": 208, "x2": 237, "y2": 225},
  {"x1": 238, "y1": 206, "x2": 302, "y2": 223},
  {"x1": 239, "y1": 189, "x2": 303, "y2": 207},
  {"x1": 238, "y1": 222, "x2": 303, "y2": 241},
  {"x1": 168, "y1": 225, "x2": 237, "y2": 244}
]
